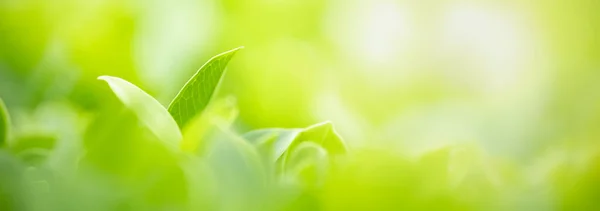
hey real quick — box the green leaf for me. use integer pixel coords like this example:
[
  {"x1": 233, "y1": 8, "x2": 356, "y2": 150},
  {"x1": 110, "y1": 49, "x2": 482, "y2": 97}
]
[
  {"x1": 8, "y1": 135, "x2": 56, "y2": 166},
  {"x1": 243, "y1": 128, "x2": 302, "y2": 162},
  {"x1": 168, "y1": 47, "x2": 243, "y2": 129},
  {"x1": 291, "y1": 122, "x2": 347, "y2": 156},
  {"x1": 0, "y1": 98, "x2": 9, "y2": 146},
  {"x1": 285, "y1": 142, "x2": 329, "y2": 186},
  {"x1": 98, "y1": 76, "x2": 182, "y2": 150},
  {"x1": 287, "y1": 142, "x2": 328, "y2": 171},
  {"x1": 205, "y1": 126, "x2": 266, "y2": 211},
  {"x1": 10, "y1": 135, "x2": 56, "y2": 154},
  {"x1": 243, "y1": 121, "x2": 347, "y2": 163}
]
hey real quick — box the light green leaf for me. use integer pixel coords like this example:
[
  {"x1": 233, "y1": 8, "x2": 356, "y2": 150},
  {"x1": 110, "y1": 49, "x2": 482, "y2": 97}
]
[
  {"x1": 98, "y1": 76, "x2": 182, "y2": 150},
  {"x1": 168, "y1": 47, "x2": 243, "y2": 129},
  {"x1": 8, "y1": 135, "x2": 56, "y2": 166},
  {"x1": 243, "y1": 129, "x2": 302, "y2": 162},
  {"x1": 205, "y1": 126, "x2": 266, "y2": 211},
  {"x1": 10, "y1": 135, "x2": 56, "y2": 154},
  {"x1": 287, "y1": 142, "x2": 328, "y2": 170},
  {"x1": 0, "y1": 98, "x2": 8, "y2": 146},
  {"x1": 285, "y1": 142, "x2": 329, "y2": 186},
  {"x1": 243, "y1": 121, "x2": 347, "y2": 163},
  {"x1": 291, "y1": 121, "x2": 347, "y2": 156}
]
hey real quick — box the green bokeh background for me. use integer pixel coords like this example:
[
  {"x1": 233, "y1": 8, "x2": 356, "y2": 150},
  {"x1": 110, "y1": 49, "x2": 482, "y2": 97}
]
[
  {"x1": 2, "y1": 0, "x2": 599, "y2": 153},
  {"x1": 1, "y1": 0, "x2": 600, "y2": 210}
]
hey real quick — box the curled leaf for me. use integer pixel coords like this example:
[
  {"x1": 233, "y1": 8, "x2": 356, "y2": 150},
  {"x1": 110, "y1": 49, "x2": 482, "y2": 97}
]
[
  {"x1": 285, "y1": 142, "x2": 329, "y2": 186},
  {"x1": 243, "y1": 121, "x2": 347, "y2": 163}
]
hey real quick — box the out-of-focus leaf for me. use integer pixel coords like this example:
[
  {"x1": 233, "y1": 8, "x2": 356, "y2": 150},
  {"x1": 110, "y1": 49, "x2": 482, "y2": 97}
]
[
  {"x1": 205, "y1": 126, "x2": 266, "y2": 211},
  {"x1": 290, "y1": 122, "x2": 347, "y2": 156},
  {"x1": 243, "y1": 121, "x2": 347, "y2": 163},
  {"x1": 244, "y1": 128, "x2": 302, "y2": 162},
  {"x1": 82, "y1": 108, "x2": 189, "y2": 209},
  {"x1": 285, "y1": 142, "x2": 329, "y2": 187},
  {"x1": 181, "y1": 96, "x2": 238, "y2": 154},
  {"x1": 208, "y1": 127, "x2": 263, "y2": 173},
  {"x1": 168, "y1": 47, "x2": 243, "y2": 129},
  {"x1": 9, "y1": 135, "x2": 56, "y2": 153},
  {"x1": 0, "y1": 98, "x2": 9, "y2": 146},
  {"x1": 88, "y1": 78, "x2": 190, "y2": 208},
  {"x1": 8, "y1": 135, "x2": 56, "y2": 166},
  {"x1": 0, "y1": 150, "x2": 29, "y2": 211},
  {"x1": 181, "y1": 156, "x2": 217, "y2": 210},
  {"x1": 17, "y1": 149, "x2": 51, "y2": 167},
  {"x1": 98, "y1": 76, "x2": 182, "y2": 151}
]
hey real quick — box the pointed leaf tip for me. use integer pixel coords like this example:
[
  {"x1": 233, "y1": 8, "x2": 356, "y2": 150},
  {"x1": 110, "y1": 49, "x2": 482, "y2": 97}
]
[{"x1": 168, "y1": 47, "x2": 243, "y2": 129}]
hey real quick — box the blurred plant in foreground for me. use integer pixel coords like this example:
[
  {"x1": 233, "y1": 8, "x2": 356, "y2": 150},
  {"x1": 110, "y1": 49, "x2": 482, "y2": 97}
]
[{"x1": 1, "y1": 47, "x2": 600, "y2": 211}]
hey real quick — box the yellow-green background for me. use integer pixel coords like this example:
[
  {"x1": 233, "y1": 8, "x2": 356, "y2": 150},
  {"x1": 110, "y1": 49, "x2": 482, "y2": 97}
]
[
  {"x1": 1, "y1": 0, "x2": 600, "y2": 209},
  {"x1": 2, "y1": 0, "x2": 599, "y2": 151}
]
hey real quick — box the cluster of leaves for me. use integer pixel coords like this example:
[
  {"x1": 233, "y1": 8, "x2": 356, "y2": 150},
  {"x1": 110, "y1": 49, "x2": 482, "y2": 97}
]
[
  {"x1": 1, "y1": 48, "x2": 600, "y2": 211},
  {"x1": 0, "y1": 47, "x2": 347, "y2": 211}
]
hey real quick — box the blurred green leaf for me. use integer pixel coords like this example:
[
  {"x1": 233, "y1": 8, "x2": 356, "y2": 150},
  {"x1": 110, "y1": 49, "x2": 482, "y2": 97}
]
[
  {"x1": 0, "y1": 98, "x2": 8, "y2": 146},
  {"x1": 0, "y1": 150, "x2": 29, "y2": 211},
  {"x1": 9, "y1": 135, "x2": 56, "y2": 166},
  {"x1": 290, "y1": 122, "x2": 347, "y2": 156},
  {"x1": 285, "y1": 142, "x2": 329, "y2": 187},
  {"x1": 181, "y1": 96, "x2": 239, "y2": 153},
  {"x1": 98, "y1": 76, "x2": 182, "y2": 151},
  {"x1": 244, "y1": 121, "x2": 347, "y2": 164},
  {"x1": 168, "y1": 47, "x2": 243, "y2": 129},
  {"x1": 10, "y1": 135, "x2": 56, "y2": 153},
  {"x1": 82, "y1": 108, "x2": 189, "y2": 209},
  {"x1": 206, "y1": 127, "x2": 266, "y2": 211},
  {"x1": 244, "y1": 128, "x2": 302, "y2": 162}
]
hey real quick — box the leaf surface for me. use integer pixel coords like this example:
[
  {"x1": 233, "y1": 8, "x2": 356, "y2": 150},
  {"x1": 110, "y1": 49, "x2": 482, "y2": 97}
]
[
  {"x1": 168, "y1": 47, "x2": 243, "y2": 129},
  {"x1": 98, "y1": 76, "x2": 182, "y2": 150}
]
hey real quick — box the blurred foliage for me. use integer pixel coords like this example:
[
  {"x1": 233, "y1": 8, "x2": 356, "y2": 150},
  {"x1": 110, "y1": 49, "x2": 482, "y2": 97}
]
[{"x1": 1, "y1": 0, "x2": 600, "y2": 210}]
